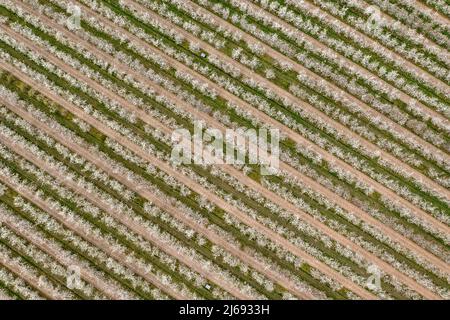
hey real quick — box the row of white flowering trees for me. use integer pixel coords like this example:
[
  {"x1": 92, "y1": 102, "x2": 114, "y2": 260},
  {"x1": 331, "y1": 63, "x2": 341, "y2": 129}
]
[{"x1": 0, "y1": 0, "x2": 447, "y2": 299}]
